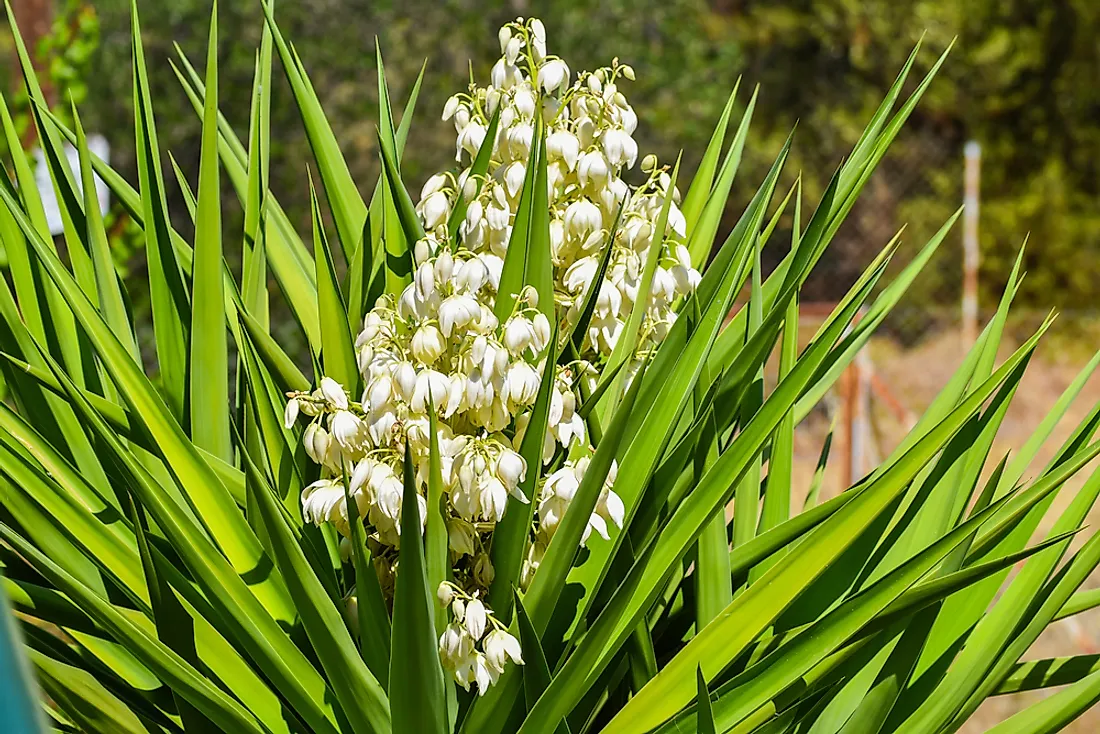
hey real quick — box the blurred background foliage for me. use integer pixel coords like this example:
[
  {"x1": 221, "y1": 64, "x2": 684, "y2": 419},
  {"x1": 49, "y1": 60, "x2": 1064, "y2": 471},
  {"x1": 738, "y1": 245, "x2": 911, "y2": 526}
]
[{"x1": 2, "y1": 0, "x2": 1099, "y2": 340}]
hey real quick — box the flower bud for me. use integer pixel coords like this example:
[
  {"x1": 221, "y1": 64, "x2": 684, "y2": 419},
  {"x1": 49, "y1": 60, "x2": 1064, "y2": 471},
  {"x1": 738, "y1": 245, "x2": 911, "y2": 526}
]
[
  {"x1": 435, "y1": 249, "x2": 455, "y2": 283},
  {"x1": 320, "y1": 377, "x2": 349, "y2": 409},
  {"x1": 283, "y1": 398, "x2": 300, "y2": 429},
  {"x1": 497, "y1": 26, "x2": 512, "y2": 54},
  {"x1": 420, "y1": 173, "x2": 448, "y2": 200},
  {"x1": 504, "y1": 36, "x2": 522, "y2": 65},
  {"x1": 442, "y1": 96, "x2": 461, "y2": 121},
  {"x1": 530, "y1": 18, "x2": 546, "y2": 43},
  {"x1": 531, "y1": 313, "x2": 551, "y2": 352},
  {"x1": 463, "y1": 175, "x2": 479, "y2": 202},
  {"x1": 303, "y1": 423, "x2": 331, "y2": 465},
  {"x1": 437, "y1": 582, "x2": 456, "y2": 607}
]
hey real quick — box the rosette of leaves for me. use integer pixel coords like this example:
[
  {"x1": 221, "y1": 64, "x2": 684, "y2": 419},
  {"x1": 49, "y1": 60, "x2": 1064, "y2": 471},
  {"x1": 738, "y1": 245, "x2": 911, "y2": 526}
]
[{"x1": 1, "y1": 2, "x2": 1100, "y2": 733}]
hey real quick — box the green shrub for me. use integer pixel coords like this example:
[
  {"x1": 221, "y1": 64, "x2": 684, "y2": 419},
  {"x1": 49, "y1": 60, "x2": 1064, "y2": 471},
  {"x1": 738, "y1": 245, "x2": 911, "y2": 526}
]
[{"x1": 1, "y1": 3, "x2": 1099, "y2": 733}]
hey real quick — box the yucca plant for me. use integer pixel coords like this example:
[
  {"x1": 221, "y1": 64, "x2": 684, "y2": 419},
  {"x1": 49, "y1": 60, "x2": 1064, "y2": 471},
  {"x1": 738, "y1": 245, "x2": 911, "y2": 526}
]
[{"x1": 2, "y1": 2, "x2": 1100, "y2": 732}]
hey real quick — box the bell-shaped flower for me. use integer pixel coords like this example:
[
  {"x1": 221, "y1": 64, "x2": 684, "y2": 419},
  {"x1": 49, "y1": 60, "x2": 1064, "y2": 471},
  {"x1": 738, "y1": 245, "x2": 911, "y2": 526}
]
[
  {"x1": 411, "y1": 324, "x2": 446, "y2": 365},
  {"x1": 440, "y1": 294, "x2": 482, "y2": 338},
  {"x1": 320, "y1": 377, "x2": 349, "y2": 409},
  {"x1": 483, "y1": 629, "x2": 524, "y2": 673},
  {"x1": 412, "y1": 369, "x2": 451, "y2": 413},
  {"x1": 577, "y1": 149, "x2": 610, "y2": 190},
  {"x1": 537, "y1": 59, "x2": 570, "y2": 94},
  {"x1": 564, "y1": 199, "x2": 602, "y2": 241},
  {"x1": 464, "y1": 598, "x2": 488, "y2": 640},
  {"x1": 503, "y1": 161, "x2": 526, "y2": 199},
  {"x1": 495, "y1": 449, "x2": 527, "y2": 494},
  {"x1": 330, "y1": 410, "x2": 364, "y2": 451},
  {"x1": 304, "y1": 423, "x2": 332, "y2": 465},
  {"x1": 546, "y1": 129, "x2": 580, "y2": 171},
  {"x1": 503, "y1": 316, "x2": 535, "y2": 356}
]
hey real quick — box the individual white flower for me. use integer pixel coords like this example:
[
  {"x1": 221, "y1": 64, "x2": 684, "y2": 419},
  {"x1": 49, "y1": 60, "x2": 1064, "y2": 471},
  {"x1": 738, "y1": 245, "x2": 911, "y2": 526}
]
[
  {"x1": 464, "y1": 598, "x2": 487, "y2": 640},
  {"x1": 513, "y1": 87, "x2": 536, "y2": 119},
  {"x1": 421, "y1": 173, "x2": 448, "y2": 200},
  {"x1": 537, "y1": 59, "x2": 570, "y2": 94},
  {"x1": 503, "y1": 317, "x2": 535, "y2": 356},
  {"x1": 439, "y1": 622, "x2": 474, "y2": 673},
  {"x1": 601, "y1": 128, "x2": 638, "y2": 169},
  {"x1": 283, "y1": 398, "x2": 300, "y2": 429},
  {"x1": 491, "y1": 59, "x2": 522, "y2": 90},
  {"x1": 411, "y1": 324, "x2": 446, "y2": 365},
  {"x1": 577, "y1": 149, "x2": 610, "y2": 191},
  {"x1": 458, "y1": 122, "x2": 487, "y2": 160},
  {"x1": 320, "y1": 377, "x2": 349, "y2": 410},
  {"x1": 530, "y1": 18, "x2": 546, "y2": 43},
  {"x1": 503, "y1": 161, "x2": 526, "y2": 199},
  {"x1": 531, "y1": 313, "x2": 551, "y2": 352},
  {"x1": 504, "y1": 36, "x2": 522, "y2": 65},
  {"x1": 330, "y1": 410, "x2": 363, "y2": 451},
  {"x1": 507, "y1": 123, "x2": 535, "y2": 160},
  {"x1": 598, "y1": 485, "x2": 625, "y2": 530},
  {"x1": 546, "y1": 129, "x2": 580, "y2": 171},
  {"x1": 503, "y1": 362, "x2": 540, "y2": 409},
  {"x1": 455, "y1": 255, "x2": 490, "y2": 293},
  {"x1": 419, "y1": 191, "x2": 450, "y2": 230},
  {"x1": 304, "y1": 423, "x2": 332, "y2": 465},
  {"x1": 480, "y1": 476, "x2": 509, "y2": 522},
  {"x1": 564, "y1": 199, "x2": 603, "y2": 240},
  {"x1": 495, "y1": 450, "x2": 527, "y2": 494},
  {"x1": 412, "y1": 369, "x2": 451, "y2": 413},
  {"x1": 439, "y1": 295, "x2": 481, "y2": 337},
  {"x1": 483, "y1": 629, "x2": 524, "y2": 673},
  {"x1": 394, "y1": 361, "x2": 418, "y2": 401},
  {"x1": 349, "y1": 458, "x2": 374, "y2": 494}
]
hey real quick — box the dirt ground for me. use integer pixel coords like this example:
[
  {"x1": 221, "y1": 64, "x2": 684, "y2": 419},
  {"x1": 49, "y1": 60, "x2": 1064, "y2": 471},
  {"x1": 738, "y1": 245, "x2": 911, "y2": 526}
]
[{"x1": 788, "y1": 327, "x2": 1100, "y2": 731}]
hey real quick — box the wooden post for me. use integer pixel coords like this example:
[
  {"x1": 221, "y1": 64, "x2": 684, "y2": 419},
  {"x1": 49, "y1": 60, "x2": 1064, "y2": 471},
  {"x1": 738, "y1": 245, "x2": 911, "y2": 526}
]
[
  {"x1": 838, "y1": 307, "x2": 869, "y2": 493},
  {"x1": 962, "y1": 141, "x2": 981, "y2": 346},
  {"x1": 838, "y1": 361, "x2": 855, "y2": 494},
  {"x1": 10, "y1": 0, "x2": 56, "y2": 148}
]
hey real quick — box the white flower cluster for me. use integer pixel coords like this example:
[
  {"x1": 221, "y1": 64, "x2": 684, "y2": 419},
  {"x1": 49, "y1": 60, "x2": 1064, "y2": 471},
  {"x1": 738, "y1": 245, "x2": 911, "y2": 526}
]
[
  {"x1": 423, "y1": 16, "x2": 701, "y2": 361},
  {"x1": 286, "y1": 17, "x2": 695, "y2": 691},
  {"x1": 437, "y1": 582, "x2": 523, "y2": 694}
]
